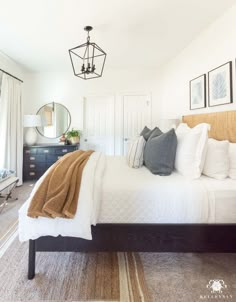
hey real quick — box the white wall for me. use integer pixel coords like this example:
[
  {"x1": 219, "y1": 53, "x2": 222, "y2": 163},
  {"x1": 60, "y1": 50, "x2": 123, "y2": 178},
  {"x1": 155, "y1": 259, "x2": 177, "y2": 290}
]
[
  {"x1": 23, "y1": 68, "x2": 161, "y2": 154},
  {"x1": 22, "y1": 3, "x2": 236, "y2": 152},
  {"x1": 157, "y1": 4, "x2": 236, "y2": 120},
  {"x1": 0, "y1": 51, "x2": 26, "y2": 80}
]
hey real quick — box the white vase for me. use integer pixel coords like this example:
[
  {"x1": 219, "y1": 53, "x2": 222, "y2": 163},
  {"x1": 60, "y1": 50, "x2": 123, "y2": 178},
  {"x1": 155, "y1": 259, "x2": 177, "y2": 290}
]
[
  {"x1": 70, "y1": 136, "x2": 80, "y2": 145},
  {"x1": 25, "y1": 127, "x2": 38, "y2": 145}
]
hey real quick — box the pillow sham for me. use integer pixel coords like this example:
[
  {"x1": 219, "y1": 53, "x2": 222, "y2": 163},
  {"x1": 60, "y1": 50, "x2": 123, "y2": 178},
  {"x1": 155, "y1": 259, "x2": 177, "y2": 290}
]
[
  {"x1": 144, "y1": 129, "x2": 177, "y2": 175},
  {"x1": 142, "y1": 127, "x2": 161, "y2": 141},
  {"x1": 175, "y1": 123, "x2": 210, "y2": 179},
  {"x1": 203, "y1": 139, "x2": 229, "y2": 180},
  {"x1": 148, "y1": 127, "x2": 163, "y2": 140},
  {"x1": 140, "y1": 126, "x2": 150, "y2": 137},
  {"x1": 229, "y1": 143, "x2": 236, "y2": 179},
  {"x1": 143, "y1": 127, "x2": 163, "y2": 165},
  {"x1": 127, "y1": 136, "x2": 146, "y2": 168}
]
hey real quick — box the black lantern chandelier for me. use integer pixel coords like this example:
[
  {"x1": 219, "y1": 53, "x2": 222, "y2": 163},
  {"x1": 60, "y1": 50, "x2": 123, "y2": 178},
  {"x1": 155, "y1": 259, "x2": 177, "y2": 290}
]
[{"x1": 69, "y1": 26, "x2": 106, "y2": 80}]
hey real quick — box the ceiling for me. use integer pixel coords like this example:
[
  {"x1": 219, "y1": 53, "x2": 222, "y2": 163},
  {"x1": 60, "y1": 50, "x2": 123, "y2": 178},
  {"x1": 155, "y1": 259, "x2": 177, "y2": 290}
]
[{"x1": 0, "y1": 0, "x2": 235, "y2": 72}]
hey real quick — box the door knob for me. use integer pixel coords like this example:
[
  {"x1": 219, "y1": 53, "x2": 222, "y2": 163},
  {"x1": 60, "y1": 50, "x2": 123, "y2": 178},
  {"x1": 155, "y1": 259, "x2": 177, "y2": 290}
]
[
  {"x1": 124, "y1": 138, "x2": 128, "y2": 141},
  {"x1": 84, "y1": 139, "x2": 88, "y2": 142}
]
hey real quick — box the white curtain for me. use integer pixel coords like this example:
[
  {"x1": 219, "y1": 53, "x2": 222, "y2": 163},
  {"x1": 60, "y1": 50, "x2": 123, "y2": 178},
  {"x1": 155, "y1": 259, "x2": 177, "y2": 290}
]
[{"x1": 0, "y1": 73, "x2": 23, "y2": 185}]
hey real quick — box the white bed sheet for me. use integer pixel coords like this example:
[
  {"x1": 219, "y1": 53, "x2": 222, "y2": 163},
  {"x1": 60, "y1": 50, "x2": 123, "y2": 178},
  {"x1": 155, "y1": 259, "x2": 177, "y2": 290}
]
[
  {"x1": 98, "y1": 157, "x2": 236, "y2": 224},
  {"x1": 19, "y1": 155, "x2": 236, "y2": 242},
  {"x1": 19, "y1": 152, "x2": 105, "y2": 242},
  {"x1": 200, "y1": 175, "x2": 236, "y2": 223},
  {"x1": 98, "y1": 157, "x2": 208, "y2": 223}
]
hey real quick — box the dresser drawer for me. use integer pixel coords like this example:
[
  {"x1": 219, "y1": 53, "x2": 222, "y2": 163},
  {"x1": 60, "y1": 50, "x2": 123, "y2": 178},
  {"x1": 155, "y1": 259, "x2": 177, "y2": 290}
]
[
  {"x1": 23, "y1": 162, "x2": 46, "y2": 171},
  {"x1": 37, "y1": 148, "x2": 54, "y2": 154},
  {"x1": 54, "y1": 146, "x2": 77, "y2": 155},
  {"x1": 23, "y1": 170, "x2": 44, "y2": 181},
  {"x1": 46, "y1": 154, "x2": 65, "y2": 163},
  {"x1": 23, "y1": 144, "x2": 79, "y2": 182},
  {"x1": 24, "y1": 148, "x2": 37, "y2": 155},
  {"x1": 24, "y1": 154, "x2": 46, "y2": 163},
  {"x1": 45, "y1": 162, "x2": 55, "y2": 169}
]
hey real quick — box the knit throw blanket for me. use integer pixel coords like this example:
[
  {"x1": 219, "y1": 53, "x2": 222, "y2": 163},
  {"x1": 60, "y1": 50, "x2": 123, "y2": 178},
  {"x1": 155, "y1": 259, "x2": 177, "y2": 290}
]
[{"x1": 27, "y1": 150, "x2": 94, "y2": 219}]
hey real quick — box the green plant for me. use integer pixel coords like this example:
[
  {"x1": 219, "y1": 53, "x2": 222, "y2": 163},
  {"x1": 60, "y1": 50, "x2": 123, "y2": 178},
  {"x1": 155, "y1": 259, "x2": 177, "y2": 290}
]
[{"x1": 66, "y1": 128, "x2": 81, "y2": 138}]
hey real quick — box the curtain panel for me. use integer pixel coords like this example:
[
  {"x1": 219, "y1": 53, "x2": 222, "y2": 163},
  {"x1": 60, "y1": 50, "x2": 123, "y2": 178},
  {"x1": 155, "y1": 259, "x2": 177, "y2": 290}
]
[{"x1": 0, "y1": 73, "x2": 23, "y2": 185}]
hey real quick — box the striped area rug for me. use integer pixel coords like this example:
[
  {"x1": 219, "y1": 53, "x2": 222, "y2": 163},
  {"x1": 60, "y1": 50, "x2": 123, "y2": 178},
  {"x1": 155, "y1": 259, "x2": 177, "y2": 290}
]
[
  {"x1": 0, "y1": 219, "x2": 18, "y2": 258},
  {"x1": 0, "y1": 231, "x2": 151, "y2": 302}
]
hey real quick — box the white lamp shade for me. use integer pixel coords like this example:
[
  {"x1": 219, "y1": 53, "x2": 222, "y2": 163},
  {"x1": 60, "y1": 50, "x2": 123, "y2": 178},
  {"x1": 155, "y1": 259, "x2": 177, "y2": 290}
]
[
  {"x1": 159, "y1": 118, "x2": 180, "y2": 132},
  {"x1": 24, "y1": 115, "x2": 42, "y2": 127}
]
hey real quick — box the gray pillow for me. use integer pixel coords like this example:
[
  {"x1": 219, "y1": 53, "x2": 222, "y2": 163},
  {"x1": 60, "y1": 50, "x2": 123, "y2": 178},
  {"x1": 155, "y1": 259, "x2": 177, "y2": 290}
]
[
  {"x1": 143, "y1": 127, "x2": 162, "y2": 141},
  {"x1": 144, "y1": 129, "x2": 177, "y2": 176},
  {"x1": 143, "y1": 127, "x2": 163, "y2": 165},
  {"x1": 140, "y1": 126, "x2": 150, "y2": 137},
  {"x1": 148, "y1": 127, "x2": 163, "y2": 140}
]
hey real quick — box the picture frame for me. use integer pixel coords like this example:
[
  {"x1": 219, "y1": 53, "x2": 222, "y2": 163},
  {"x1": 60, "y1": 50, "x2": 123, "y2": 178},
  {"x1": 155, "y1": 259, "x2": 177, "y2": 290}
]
[
  {"x1": 189, "y1": 74, "x2": 206, "y2": 110},
  {"x1": 208, "y1": 61, "x2": 233, "y2": 107}
]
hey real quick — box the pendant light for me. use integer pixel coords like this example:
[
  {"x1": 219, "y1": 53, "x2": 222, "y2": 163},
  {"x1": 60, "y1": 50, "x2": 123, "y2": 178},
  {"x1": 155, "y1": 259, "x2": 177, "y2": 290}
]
[{"x1": 69, "y1": 26, "x2": 106, "y2": 80}]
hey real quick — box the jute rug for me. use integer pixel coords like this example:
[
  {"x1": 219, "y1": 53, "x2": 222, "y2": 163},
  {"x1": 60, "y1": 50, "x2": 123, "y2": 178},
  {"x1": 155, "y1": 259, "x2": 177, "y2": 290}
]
[{"x1": 0, "y1": 234, "x2": 151, "y2": 302}]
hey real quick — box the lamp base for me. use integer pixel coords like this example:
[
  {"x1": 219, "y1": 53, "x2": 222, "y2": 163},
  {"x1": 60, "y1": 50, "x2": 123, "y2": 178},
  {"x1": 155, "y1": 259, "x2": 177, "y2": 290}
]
[{"x1": 25, "y1": 128, "x2": 38, "y2": 145}]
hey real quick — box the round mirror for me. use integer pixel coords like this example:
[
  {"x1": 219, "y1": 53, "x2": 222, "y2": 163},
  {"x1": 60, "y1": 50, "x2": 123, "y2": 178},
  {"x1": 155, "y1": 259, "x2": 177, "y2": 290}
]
[{"x1": 36, "y1": 102, "x2": 71, "y2": 138}]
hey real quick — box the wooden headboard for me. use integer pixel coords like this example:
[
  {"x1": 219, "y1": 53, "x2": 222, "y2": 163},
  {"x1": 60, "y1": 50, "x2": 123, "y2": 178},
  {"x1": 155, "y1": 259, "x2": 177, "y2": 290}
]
[{"x1": 182, "y1": 110, "x2": 236, "y2": 143}]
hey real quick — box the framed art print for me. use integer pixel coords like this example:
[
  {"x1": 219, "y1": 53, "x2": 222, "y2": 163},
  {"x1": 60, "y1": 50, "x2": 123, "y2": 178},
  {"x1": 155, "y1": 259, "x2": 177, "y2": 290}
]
[
  {"x1": 208, "y1": 61, "x2": 233, "y2": 107},
  {"x1": 189, "y1": 74, "x2": 206, "y2": 110}
]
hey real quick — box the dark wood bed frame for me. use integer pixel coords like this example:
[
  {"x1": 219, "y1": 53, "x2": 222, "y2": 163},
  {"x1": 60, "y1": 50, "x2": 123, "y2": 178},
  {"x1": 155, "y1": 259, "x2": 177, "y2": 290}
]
[
  {"x1": 28, "y1": 223, "x2": 236, "y2": 279},
  {"x1": 28, "y1": 111, "x2": 236, "y2": 279}
]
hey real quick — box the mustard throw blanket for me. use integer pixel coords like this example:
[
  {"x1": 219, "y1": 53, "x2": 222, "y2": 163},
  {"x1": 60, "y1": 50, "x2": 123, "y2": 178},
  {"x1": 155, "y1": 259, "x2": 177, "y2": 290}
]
[{"x1": 27, "y1": 150, "x2": 94, "y2": 219}]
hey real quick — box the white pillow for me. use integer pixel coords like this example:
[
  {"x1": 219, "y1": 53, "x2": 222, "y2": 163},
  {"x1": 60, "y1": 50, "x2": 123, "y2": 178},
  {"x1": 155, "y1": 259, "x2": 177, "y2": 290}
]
[
  {"x1": 175, "y1": 123, "x2": 210, "y2": 179},
  {"x1": 127, "y1": 136, "x2": 146, "y2": 168},
  {"x1": 229, "y1": 143, "x2": 236, "y2": 179},
  {"x1": 203, "y1": 139, "x2": 229, "y2": 180}
]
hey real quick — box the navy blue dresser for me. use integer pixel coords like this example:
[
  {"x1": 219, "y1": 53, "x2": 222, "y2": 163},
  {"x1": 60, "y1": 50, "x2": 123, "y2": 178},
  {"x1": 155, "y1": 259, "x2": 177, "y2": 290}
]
[{"x1": 23, "y1": 144, "x2": 79, "y2": 181}]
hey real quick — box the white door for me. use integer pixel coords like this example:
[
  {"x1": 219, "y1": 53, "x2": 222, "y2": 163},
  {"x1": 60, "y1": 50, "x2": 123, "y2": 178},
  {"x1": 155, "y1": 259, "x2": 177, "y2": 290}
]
[
  {"x1": 83, "y1": 96, "x2": 115, "y2": 155},
  {"x1": 123, "y1": 94, "x2": 151, "y2": 155}
]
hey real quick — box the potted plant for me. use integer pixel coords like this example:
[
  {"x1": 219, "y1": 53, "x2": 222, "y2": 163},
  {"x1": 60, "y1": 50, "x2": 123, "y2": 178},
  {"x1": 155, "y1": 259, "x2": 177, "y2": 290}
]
[{"x1": 66, "y1": 128, "x2": 81, "y2": 145}]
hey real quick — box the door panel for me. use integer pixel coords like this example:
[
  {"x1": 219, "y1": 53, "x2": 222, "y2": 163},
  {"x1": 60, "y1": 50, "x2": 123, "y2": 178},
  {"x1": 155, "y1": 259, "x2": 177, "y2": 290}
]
[
  {"x1": 83, "y1": 96, "x2": 115, "y2": 155},
  {"x1": 123, "y1": 95, "x2": 151, "y2": 155}
]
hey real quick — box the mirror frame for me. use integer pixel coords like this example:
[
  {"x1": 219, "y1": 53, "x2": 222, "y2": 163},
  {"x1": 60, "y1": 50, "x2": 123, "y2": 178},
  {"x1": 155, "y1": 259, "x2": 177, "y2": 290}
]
[{"x1": 36, "y1": 102, "x2": 71, "y2": 139}]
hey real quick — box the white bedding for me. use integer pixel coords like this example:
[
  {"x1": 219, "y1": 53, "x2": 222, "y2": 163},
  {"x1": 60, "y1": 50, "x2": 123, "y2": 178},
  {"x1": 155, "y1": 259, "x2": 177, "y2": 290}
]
[
  {"x1": 19, "y1": 152, "x2": 105, "y2": 241},
  {"x1": 99, "y1": 157, "x2": 236, "y2": 224},
  {"x1": 99, "y1": 157, "x2": 210, "y2": 224},
  {"x1": 19, "y1": 154, "x2": 236, "y2": 242}
]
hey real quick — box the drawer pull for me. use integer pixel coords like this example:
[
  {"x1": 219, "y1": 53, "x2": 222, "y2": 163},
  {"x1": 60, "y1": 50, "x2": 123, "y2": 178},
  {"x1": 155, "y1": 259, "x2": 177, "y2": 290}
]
[
  {"x1": 30, "y1": 157, "x2": 35, "y2": 161},
  {"x1": 29, "y1": 172, "x2": 35, "y2": 176},
  {"x1": 44, "y1": 149, "x2": 49, "y2": 153},
  {"x1": 62, "y1": 149, "x2": 68, "y2": 153},
  {"x1": 29, "y1": 164, "x2": 35, "y2": 168}
]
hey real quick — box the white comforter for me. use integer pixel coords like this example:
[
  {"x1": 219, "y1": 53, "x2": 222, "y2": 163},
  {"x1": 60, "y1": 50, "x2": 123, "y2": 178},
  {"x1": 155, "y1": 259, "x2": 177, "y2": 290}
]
[
  {"x1": 99, "y1": 156, "x2": 213, "y2": 224},
  {"x1": 19, "y1": 152, "x2": 105, "y2": 241},
  {"x1": 19, "y1": 153, "x2": 220, "y2": 242}
]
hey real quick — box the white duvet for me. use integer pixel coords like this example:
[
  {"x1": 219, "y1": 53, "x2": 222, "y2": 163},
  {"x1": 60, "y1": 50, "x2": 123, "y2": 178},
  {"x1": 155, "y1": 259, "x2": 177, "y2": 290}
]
[
  {"x1": 99, "y1": 156, "x2": 212, "y2": 224},
  {"x1": 19, "y1": 153, "x2": 236, "y2": 242},
  {"x1": 19, "y1": 152, "x2": 105, "y2": 241}
]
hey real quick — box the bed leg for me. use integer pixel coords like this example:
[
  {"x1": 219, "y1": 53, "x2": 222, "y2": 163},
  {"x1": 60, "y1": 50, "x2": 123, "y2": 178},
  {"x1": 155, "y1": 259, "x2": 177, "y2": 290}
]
[{"x1": 28, "y1": 240, "x2": 36, "y2": 280}]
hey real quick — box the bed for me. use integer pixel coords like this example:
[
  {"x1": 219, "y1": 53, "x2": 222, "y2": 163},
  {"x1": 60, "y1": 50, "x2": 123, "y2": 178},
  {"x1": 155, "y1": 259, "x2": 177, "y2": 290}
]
[{"x1": 18, "y1": 110, "x2": 236, "y2": 279}]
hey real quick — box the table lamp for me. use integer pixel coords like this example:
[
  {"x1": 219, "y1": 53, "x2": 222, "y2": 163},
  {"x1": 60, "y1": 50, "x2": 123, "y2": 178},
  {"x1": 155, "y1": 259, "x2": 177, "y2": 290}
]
[
  {"x1": 159, "y1": 118, "x2": 180, "y2": 132},
  {"x1": 24, "y1": 115, "x2": 42, "y2": 145}
]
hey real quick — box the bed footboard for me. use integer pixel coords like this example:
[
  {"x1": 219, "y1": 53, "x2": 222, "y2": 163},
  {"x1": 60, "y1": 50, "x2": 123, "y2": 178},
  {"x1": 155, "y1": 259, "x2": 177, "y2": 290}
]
[{"x1": 28, "y1": 223, "x2": 236, "y2": 279}]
